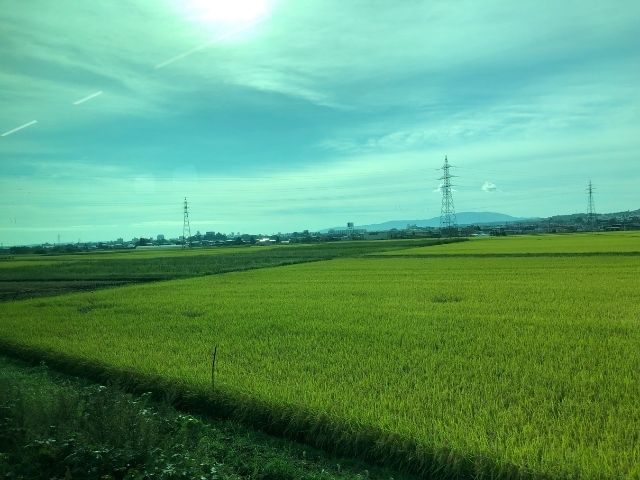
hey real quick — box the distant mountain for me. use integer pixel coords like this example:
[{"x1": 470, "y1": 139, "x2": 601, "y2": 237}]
[{"x1": 322, "y1": 212, "x2": 526, "y2": 232}]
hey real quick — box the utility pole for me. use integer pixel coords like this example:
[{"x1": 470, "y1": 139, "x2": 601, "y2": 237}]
[
  {"x1": 587, "y1": 180, "x2": 596, "y2": 231},
  {"x1": 439, "y1": 155, "x2": 458, "y2": 236},
  {"x1": 182, "y1": 197, "x2": 191, "y2": 248}
]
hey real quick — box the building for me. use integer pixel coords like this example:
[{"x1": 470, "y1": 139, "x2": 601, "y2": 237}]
[{"x1": 256, "y1": 237, "x2": 275, "y2": 246}]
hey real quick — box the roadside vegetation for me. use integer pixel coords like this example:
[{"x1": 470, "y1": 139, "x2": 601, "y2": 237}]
[{"x1": 0, "y1": 355, "x2": 411, "y2": 480}]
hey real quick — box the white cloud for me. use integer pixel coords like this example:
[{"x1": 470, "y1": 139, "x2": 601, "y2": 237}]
[{"x1": 482, "y1": 181, "x2": 497, "y2": 192}]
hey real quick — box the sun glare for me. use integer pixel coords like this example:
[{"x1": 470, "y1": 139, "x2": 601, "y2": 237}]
[{"x1": 183, "y1": 0, "x2": 270, "y2": 25}]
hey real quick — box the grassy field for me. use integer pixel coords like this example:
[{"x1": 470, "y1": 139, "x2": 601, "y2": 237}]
[
  {"x1": 1, "y1": 234, "x2": 638, "y2": 478},
  {"x1": 379, "y1": 231, "x2": 640, "y2": 255},
  {"x1": 0, "y1": 355, "x2": 411, "y2": 480},
  {"x1": 0, "y1": 245, "x2": 277, "y2": 265},
  {"x1": 0, "y1": 238, "x2": 454, "y2": 301}
]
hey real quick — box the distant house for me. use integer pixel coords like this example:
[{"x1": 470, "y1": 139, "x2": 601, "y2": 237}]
[{"x1": 256, "y1": 237, "x2": 275, "y2": 246}]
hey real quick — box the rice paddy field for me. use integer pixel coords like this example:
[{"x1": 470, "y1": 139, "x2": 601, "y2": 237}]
[
  {"x1": 0, "y1": 238, "x2": 448, "y2": 301},
  {"x1": 1, "y1": 232, "x2": 639, "y2": 478},
  {"x1": 381, "y1": 231, "x2": 640, "y2": 256}
]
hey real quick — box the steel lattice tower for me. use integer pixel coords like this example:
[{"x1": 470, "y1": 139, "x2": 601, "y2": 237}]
[
  {"x1": 182, "y1": 197, "x2": 191, "y2": 248},
  {"x1": 587, "y1": 180, "x2": 596, "y2": 230},
  {"x1": 439, "y1": 155, "x2": 458, "y2": 234}
]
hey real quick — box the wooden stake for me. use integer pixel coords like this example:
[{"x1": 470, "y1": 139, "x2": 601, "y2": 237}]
[{"x1": 211, "y1": 345, "x2": 218, "y2": 390}]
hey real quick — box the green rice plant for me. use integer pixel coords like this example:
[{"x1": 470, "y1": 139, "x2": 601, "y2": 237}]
[
  {"x1": 0, "y1": 238, "x2": 455, "y2": 301},
  {"x1": 0, "y1": 238, "x2": 452, "y2": 282},
  {"x1": 380, "y1": 231, "x2": 640, "y2": 256}
]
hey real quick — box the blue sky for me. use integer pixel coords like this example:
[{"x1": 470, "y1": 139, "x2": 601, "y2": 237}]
[{"x1": 1, "y1": 0, "x2": 639, "y2": 245}]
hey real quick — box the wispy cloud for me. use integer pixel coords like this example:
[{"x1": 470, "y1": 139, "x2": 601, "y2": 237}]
[
  {"x1": 225, "y1": 66, "x2": 340, "y2": 107},
  {"x1": 72, "y1": 90, "x2": 103, "y2": 105},
  {"x1": 319, "y1": 70, "x2": 639, "y2": 156},
  {"x1": 1, "y1": 120, "x2": 38, "y2": 137}
]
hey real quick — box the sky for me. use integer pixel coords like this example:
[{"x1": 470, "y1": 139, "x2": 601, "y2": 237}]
[{"x1": 1, "y1": 0, "x2": 639, "y2": 245}]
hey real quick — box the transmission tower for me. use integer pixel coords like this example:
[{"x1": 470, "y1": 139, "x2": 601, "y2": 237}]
[
  {"x1": 182, "y1": 197, "x2": 191, "y2": 248},
  {"x1": 586, "y1": 180, "x2": 596, "y2": 230},
  {"x1": 439, "y1": 155, "x2": 458, "y2": 235}
]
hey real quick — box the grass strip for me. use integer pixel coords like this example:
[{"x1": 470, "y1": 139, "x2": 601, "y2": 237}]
[{"x1": 0, "y1": 354, "x2": 412, "y2": 480}]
